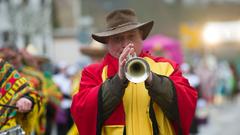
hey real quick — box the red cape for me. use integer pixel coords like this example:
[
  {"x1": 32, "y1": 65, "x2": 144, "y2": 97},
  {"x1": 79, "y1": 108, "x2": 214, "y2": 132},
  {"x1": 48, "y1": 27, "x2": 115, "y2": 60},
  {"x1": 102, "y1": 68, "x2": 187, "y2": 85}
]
[{"x1": 71, "y1": 52, "x2": 197, "y2": 135}]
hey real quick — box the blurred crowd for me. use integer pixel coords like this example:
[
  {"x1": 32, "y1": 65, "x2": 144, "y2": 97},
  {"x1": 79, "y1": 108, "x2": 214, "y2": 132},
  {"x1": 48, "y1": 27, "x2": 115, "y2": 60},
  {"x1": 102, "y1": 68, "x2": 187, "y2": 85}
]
[
  {"x1": 1, "y1": 38, "x2": 240, "y2": 135},
  {"x1": 0, "y1": 43, "x2": 76, "y2": 135},
  {"x1": 180, "y1": 54, "x2": 240, "y2": 135},
  {"x1": 0, "y1": 40, "x2": 106, "y2": 135},
  {"x1": 1, "y1": 0, "x2": 240, "y2": 134},
  {"x1": 143, "y1": 35, "x2": 240, "y2": 134}
]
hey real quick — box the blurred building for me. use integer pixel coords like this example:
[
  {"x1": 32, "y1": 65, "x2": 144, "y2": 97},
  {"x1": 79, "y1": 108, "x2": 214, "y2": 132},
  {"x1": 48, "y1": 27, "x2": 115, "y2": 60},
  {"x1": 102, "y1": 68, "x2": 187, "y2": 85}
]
[
  {"x1": 81, "y1": 0, "x2": 240, "y2": 37},
  {"x1": 81, "y1": 0, "x2": 240, "y2": 62},
  {"x1": 0, "y1": 0, "x2": 53, "y2": 58},
  {"x1": 52, "y1": 0, "x2": 90, "y2": 65},
  {"x1": 1, "y1": 0, "x2": 240, "y2": 64}
]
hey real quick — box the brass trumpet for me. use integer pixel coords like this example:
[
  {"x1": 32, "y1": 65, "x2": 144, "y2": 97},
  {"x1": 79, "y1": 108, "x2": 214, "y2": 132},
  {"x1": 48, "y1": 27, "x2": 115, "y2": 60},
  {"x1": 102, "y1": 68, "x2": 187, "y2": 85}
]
[{"x1": 124, "y1": 53, "x2": 150, "y2": 83}]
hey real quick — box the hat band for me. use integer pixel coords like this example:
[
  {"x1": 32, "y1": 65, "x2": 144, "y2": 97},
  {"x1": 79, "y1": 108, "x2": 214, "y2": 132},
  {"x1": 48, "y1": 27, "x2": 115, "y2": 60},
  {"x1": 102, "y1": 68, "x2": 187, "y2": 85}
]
[{"x1": 106, "y1": 22, "x2": 139, "y2": 31}]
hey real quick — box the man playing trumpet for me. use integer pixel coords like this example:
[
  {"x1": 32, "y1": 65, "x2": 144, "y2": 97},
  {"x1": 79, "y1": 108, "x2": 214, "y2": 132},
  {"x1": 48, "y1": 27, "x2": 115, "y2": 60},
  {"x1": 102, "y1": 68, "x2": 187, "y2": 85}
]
[{"x1": 71, "y1": 9, "x2": 197, "y2": 135}]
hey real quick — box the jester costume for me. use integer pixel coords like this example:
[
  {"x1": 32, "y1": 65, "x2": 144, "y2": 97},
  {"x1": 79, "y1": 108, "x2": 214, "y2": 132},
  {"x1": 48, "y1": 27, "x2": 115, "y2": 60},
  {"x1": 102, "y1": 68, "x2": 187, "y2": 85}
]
[
  {"x1": 71, "y1": 52, "x2": 197, "y2": 135},
  {"x1": 0, "y1": 60, "x2": 40, "y2": 134},
  {"x1": 20, "y1": 66, "x2": 62, "y2": 135}
]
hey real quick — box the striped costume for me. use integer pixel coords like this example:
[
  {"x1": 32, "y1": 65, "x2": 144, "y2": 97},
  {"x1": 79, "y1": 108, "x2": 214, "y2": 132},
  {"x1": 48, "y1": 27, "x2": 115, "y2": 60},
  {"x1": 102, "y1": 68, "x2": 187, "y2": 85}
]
[{"x1": 0, "y1": 60, "x2": 41, "y2": 134}]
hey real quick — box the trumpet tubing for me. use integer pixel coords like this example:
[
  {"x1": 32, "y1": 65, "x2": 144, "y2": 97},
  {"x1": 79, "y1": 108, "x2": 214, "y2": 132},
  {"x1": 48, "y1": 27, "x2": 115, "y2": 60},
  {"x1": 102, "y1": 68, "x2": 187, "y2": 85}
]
[{"x1": 124, "y1": 57, "x2": 150, "y2": 83}]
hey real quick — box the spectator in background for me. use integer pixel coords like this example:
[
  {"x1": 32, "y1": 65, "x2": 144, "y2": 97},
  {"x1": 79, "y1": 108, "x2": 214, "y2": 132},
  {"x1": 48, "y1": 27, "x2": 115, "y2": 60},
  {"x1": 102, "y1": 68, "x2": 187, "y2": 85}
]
[
  {"x1": 53, "y1": 61, "x2": 73, "y2": 135},
  {"x1": 67, "y1": 40, "x2": 107, "y2": 135},
  {"x1": 181, "y1": 63, "x2": 200, "y2": 135}
]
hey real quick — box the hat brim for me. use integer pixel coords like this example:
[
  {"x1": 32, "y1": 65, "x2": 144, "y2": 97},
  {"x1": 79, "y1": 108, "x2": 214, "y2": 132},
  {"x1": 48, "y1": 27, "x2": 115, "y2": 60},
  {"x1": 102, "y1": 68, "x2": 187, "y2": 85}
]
[
  {"x1": 34, "y1": 55, "x2": 49, "y2": 63},
  {"x1": 80, "y1": 47, "x2": 107, "y2": 58},
  {"x1": 92, "y1": 21, "x2": 154, "y2": 44}
]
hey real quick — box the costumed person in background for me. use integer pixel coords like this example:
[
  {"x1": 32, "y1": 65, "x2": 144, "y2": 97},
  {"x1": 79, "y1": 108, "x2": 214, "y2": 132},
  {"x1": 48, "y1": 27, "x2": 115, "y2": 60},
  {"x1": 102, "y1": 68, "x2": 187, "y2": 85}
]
[
  {"x1": 20, "y1": 48, "x2": 63, "y2": 135},
  {"x1": 71, "y1": 8, "x2": 197, "y2": 135},
  {"x1": 0, "y1": 58, "x2": 40, "y2": 135},
  {"x1": 1, "y1": 46, "x2": 61, "y2": 135},
  {"x1": 52, "y1": 61, "x2": 74, "y2": 135},
  {"x1": 1, "y1": 46, "x2": 47, "y2": 134},
  {"x1": 229, "y1": 62, "x2": 239, "y2": 99},
  {"x1": 195, "y1": 54, "x2": 217, "y2": 103},
  {"x1": 143, "y1": 34, "x2": 184, "y2": 65},
  {"x1": 67, "y1": 40, "x2": 107, "y2": 135},
  {"x1": 180, "y1": 63, "x2": 200, "y2": 135}
]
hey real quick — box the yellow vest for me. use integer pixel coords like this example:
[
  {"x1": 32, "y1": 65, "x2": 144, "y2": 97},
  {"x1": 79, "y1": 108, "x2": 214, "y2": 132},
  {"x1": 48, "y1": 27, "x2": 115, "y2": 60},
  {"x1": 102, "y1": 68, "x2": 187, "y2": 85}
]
[{"x1": 101, "y1": 57, "x2": 175, "y2": 135}]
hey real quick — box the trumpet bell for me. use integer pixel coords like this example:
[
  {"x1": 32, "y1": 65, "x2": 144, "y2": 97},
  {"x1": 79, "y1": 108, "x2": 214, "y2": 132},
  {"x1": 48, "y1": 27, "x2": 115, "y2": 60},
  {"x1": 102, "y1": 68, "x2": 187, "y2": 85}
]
[{"x1": 124, "y1": 57, "x2": 150, "y2": 83}]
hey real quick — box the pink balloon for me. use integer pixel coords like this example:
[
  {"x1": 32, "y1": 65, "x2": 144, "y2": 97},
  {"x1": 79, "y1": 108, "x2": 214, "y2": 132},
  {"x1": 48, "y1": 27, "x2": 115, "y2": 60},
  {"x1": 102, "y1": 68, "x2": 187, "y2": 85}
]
[{"x1": 143, "y1": 34, "x2": 184, "y2": 64}]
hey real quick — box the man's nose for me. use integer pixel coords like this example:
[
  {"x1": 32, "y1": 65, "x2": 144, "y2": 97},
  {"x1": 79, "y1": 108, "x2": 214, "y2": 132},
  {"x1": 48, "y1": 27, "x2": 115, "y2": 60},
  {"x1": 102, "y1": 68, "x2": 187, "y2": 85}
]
[{"x1": 121, "y1": 38, "x2": 131, "y2": 48}]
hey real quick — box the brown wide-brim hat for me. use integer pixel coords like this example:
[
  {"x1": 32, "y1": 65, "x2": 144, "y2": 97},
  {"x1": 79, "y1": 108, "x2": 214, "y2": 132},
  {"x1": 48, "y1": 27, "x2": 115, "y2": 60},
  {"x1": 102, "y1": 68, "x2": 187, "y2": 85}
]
[
  {"x1": 80, "y1": 40, "x2": 107, "y2": 58},
  {"x1": 92, "y1": 9, "x2": 154, "y2": 44}
]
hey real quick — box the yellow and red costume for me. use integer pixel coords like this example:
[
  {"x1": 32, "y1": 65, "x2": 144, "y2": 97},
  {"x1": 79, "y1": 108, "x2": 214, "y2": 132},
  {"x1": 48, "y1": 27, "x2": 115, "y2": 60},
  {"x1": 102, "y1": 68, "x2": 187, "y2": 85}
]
[
  {"x1": 0, "y1": 60, "x2": 40, "y2": 134},
  {"x1": 20, "y1": 66, "x2": 62, "y2": 134},
  {"x1": 71, "y1": 52, "x2": 197, "y2": 135}
]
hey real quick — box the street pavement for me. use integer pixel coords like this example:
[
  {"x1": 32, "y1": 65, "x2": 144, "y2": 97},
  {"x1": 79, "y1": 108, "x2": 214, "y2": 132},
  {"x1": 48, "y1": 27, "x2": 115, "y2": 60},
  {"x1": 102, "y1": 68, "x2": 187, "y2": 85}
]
[{"x1": 198, "y1": 95, "x2": 240, "y2": 135}]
